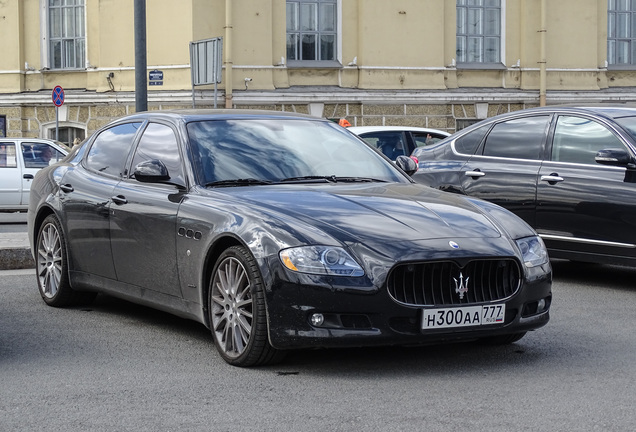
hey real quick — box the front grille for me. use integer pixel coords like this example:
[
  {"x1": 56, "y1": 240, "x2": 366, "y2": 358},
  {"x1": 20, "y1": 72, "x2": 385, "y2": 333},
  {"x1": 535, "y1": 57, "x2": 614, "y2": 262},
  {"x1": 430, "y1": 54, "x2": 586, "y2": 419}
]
[{"x1": 388, "y1": 259, "x2": 521, "y2": 306}]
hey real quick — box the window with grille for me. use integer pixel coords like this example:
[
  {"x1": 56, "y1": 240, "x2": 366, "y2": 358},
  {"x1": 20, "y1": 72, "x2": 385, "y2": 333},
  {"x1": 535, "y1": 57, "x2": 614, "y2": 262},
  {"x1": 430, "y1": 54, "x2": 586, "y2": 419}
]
[
  {"x1": 286, "y1": 0, "x2": 337, "y2": 63},
  {"x1": 48, "y1": 0, "x2": 86, "y2": 69},
  {"x1": 608, "y1": 0, "x2": 636, "y2": 67},
  {"x1": 456, "y1": 0, "x2": 501, "y2": 65}
]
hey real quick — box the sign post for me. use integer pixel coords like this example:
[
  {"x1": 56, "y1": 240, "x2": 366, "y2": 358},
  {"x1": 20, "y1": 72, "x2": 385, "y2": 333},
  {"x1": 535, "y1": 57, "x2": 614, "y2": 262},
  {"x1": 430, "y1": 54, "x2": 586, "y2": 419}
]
[
  {"x1": 52, "y1": 86, "x2": 65, "y2": 141},
  {"x1": 189, "y1": 37, "x2": 223, "y2": 108}
]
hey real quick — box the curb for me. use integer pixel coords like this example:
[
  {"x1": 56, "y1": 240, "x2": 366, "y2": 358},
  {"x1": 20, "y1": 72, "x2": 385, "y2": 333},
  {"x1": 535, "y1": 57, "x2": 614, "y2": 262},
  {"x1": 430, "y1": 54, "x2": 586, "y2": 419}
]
[{"x1": 0, "y1": 247, "x2": 35, "y2": 270}]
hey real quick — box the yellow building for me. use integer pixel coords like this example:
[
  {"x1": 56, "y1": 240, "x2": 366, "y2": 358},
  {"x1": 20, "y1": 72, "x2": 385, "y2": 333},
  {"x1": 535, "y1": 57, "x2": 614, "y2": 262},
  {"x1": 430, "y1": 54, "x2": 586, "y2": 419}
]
[{"x1": 1, "y1": 0, "x2": 635, "y2": 144}]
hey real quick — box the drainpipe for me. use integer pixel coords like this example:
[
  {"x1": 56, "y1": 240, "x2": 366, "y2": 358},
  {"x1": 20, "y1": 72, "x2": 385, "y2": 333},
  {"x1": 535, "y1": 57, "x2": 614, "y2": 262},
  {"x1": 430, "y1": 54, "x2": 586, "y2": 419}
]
[
  {"x1": 539, "y1": 0, "x2": 547, "y2": 106},
  {"x1": 224, "y1": 0, "x2": 233, "y2": 108}
]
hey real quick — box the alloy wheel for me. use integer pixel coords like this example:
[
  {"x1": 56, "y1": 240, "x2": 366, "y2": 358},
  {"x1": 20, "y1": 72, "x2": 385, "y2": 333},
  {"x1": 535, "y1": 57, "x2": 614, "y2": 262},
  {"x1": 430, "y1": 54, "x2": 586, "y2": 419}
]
[
  {"x1": 210, "y1": 256, "x2": 254, "y2": 359},
  {"x1": 37, "y1": 221, "x2": 63, "y2": 299}
]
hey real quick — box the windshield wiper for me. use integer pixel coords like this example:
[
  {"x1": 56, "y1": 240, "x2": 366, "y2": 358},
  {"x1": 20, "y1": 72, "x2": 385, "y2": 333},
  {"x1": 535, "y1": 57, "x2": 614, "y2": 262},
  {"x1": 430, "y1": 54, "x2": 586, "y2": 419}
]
[
  {"x1": 205, "y1": 178, "x2": 273, "y2": 187},
  {"x1": 279, "y1": 175, "x2": 337, "y2": 183},
  {"x1": 330, "y1": 176, "x2": 388, "y2": 183},
  {"x1": 279, "y1": 175, "x2": 387, "y2": 184}
]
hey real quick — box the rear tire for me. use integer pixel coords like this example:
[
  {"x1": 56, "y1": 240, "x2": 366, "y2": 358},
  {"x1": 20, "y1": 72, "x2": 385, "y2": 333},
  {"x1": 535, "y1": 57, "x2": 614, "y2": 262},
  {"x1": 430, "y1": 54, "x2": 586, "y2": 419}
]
[
  {"x1": 208, "y1": 246, "x2": 285, "y2": 367},
  {"x1": 35, "y1": 214, "x2": 96, "y2": 307}
]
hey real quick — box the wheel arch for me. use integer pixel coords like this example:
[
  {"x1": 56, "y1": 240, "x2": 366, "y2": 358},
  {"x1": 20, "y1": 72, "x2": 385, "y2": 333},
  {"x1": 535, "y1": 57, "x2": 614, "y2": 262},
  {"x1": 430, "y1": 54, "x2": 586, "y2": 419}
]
[
  {"x1": 32, "y1": 205, "x2": 76, "y2": 283},
  {"x1": 200, "y1": 235, "x2": 249, "y2": 329}
]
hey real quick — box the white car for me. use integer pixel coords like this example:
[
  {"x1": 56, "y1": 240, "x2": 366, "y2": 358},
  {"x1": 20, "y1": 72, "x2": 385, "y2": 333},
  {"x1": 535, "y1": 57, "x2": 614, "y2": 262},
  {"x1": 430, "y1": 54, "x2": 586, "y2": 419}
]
[
  {"x1": 348, "y1": 126, "x2": 451, "y2": 160},
  {"x1": 0, "y1": 138, "x2": 68, "y2": 211}
]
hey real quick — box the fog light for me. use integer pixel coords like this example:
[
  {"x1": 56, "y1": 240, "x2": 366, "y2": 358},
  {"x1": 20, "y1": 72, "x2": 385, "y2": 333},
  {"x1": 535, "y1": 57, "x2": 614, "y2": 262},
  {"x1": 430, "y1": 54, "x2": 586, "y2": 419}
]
[
  {"x1": 310, "y1": 313, "x2": 324, "y2": 327},
  {"x1": 537, "y1": 299, "x2": 546, "y2": 312}
]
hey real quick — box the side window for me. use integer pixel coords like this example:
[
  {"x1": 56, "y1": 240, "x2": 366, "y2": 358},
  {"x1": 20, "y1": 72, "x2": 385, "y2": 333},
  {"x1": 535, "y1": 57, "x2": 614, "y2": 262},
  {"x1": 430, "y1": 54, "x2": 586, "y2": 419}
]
[
  {"x1": 482, "y1": 116, "x2": 550, "y2": 160},
  {"x1": 22, "y1": 143, "x2": 65, "y2": 168},
  {"x1": 454, "y1": 123, "x2": 490, "y2": 155},
  {"x1": 551, "y1": 116, "x2": 625, "y2": 165},
  {"x1": 85, "y1": 122, "x2": 143, "y2": 177},
  {"x1": 0, "y1": 143, "x2": 17, "y2": 168},
  {"x1": 359, "y1": 132, "x2": 407, "y2": 159},
  {"x1": 131, "y1": 123, "x2": 184, "y2": 184},
  {"x1": 412, "y1": 132, "x2": 446, "y2": 147}
]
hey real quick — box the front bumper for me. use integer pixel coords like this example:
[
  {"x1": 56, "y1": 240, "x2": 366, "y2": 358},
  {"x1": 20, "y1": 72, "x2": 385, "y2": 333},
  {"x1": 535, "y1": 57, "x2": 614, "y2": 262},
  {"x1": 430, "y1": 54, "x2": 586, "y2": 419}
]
[{"x1": 264, "y1": 260, "x2": 552, "y2": 350}]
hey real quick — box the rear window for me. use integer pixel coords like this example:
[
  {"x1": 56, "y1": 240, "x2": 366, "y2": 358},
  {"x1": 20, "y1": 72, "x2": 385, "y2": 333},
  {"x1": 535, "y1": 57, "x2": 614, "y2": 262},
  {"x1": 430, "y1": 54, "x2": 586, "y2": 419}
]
[{"x1": 454, "y1": 124, "x2": 489, "y2": 155}]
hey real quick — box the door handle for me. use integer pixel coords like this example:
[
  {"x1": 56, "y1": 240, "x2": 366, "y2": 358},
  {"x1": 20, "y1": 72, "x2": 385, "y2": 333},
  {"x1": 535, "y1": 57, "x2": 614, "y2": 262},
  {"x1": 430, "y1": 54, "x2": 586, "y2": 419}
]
[
  {"x1": 540, "y1": 174, "x2": 564, "y2": 184},
  {"x1": 23, "y1": 174, "x2": 34, "y2": 180},
  {"x1": 465, "y1": 169, "x2": 485, "y2": 179},
  {"x1": 111, "y1": 195, "x2": 128, "y2": 205},
  {"x1": 59, "y1": 184, "x2": 74, "y2": 193}
]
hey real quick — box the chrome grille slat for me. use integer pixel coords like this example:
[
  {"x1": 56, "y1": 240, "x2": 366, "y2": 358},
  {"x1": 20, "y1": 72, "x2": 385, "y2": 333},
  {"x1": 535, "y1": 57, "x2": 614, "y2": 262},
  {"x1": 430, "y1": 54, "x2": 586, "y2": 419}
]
[{"x1": 388, "y1": 259, "x2": 521, "y2": 306}]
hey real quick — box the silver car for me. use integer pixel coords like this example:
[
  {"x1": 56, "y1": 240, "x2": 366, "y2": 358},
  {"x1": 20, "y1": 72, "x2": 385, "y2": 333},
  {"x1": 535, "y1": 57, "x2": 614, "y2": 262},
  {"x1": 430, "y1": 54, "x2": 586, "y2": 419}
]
[{"x1": 0, "y1": 138, "x2": 68, "y2": 211}]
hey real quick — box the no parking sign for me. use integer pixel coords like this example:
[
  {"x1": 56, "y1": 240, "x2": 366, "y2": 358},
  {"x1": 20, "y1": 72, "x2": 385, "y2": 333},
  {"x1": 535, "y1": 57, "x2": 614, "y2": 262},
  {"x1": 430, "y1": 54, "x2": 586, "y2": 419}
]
[
  {"x1": 52, "y1": 86, "x2": 65, "y2": 107},
  {"x1": 52, "y1": 85, "x2": 64, "y2": 141}
]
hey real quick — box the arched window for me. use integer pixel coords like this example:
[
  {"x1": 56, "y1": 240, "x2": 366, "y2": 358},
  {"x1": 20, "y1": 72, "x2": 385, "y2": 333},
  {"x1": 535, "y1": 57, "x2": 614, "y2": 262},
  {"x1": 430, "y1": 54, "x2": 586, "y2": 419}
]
[{"x1": 43, "y1": 123, "x2": 86, "y2": 147}]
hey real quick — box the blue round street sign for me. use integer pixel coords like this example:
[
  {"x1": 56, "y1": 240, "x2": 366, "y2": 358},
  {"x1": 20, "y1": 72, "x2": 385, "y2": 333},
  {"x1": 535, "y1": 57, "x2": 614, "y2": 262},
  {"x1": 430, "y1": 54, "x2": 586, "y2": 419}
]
[{"x1": 52, "y1": 86, "x2": 65, "y2": 107}]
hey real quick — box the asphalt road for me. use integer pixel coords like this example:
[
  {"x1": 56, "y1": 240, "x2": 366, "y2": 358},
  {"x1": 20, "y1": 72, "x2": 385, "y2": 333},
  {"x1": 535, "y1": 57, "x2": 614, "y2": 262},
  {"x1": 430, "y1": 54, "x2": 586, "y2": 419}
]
[{"x1": 1, "y1": 261, "x2": 635, "y2": 432}]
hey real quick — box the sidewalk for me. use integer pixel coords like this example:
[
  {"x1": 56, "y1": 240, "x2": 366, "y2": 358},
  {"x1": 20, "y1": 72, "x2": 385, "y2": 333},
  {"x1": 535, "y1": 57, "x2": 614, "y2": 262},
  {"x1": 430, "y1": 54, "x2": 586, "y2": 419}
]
[
  {"x1": 0, "y1": 212, "x2": 34, "y2": 270},
  {"x1": 0, "y1": 231, "x2": 34, "y2": 270}
]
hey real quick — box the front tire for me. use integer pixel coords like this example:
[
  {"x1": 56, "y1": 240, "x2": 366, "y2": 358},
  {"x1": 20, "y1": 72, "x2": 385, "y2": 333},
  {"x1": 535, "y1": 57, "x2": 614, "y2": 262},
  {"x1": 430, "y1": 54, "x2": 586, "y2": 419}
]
[
  {"x1": 208, "y1": 246, "x2": 284, "y2": 367},
  {"x1": 36, "y1": 214, "x2": 95, "y2": 307}
]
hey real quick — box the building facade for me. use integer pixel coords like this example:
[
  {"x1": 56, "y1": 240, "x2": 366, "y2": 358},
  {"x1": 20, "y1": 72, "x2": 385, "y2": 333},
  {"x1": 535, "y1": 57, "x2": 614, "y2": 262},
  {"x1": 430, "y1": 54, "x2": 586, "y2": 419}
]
[{"x1": 1, "y1": 0, "x2": 636, "y2": 144}]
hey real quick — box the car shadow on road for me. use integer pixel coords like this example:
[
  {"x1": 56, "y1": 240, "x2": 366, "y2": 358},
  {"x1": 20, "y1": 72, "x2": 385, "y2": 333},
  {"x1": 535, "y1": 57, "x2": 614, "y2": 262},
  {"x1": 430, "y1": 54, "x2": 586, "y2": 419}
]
[
  {"x1": 77, "y1": 293, "x2": 546, "y2": 376},
  {"x1": 550, "y1": 259, "x2": 636, "y2": 291}
]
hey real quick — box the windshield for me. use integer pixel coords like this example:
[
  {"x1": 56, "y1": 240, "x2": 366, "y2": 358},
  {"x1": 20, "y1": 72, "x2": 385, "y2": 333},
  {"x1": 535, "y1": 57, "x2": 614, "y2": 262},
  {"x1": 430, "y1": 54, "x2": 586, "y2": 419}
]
[
  {"x1": 186, "y1": 119, "x2": 409, "y2": 185},
  {"x1": 614, "y1": 116, "x2": 636, "y2": 142}
]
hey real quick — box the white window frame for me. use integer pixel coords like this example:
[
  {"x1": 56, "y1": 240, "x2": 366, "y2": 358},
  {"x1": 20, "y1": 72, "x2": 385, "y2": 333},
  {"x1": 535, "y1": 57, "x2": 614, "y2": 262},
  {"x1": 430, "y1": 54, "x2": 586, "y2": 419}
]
[
  {"x1": 40, "y1": 0, "x2": 87, "y2": 70},
  {"x1": 286, "y1": 0, "x2": 342, "y2": 67},
  {"x1": 456, "y1": 0, "x2": 505, "y2": 68},
  {"x1": 608, "y1": 0, "x2": 636, "y2": 68}
]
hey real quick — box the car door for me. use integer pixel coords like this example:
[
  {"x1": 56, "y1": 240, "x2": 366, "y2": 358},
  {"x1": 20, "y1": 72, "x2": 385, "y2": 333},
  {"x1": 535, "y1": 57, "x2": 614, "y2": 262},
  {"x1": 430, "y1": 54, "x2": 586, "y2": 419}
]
[
  {"x1": 536, "y1": 114, "x2": 636, "y2": 260},
  {"x1": 0, "y1": 142, "x2": 21, "y2": 208},
  {"x1": 109, "y1": 122, "x2": 186, "y2": 297},
  {"x1": 59, "y1": 122, "x2": 143, "y2": 279},
  {"x1": 459, "y1": 115, "x2": 552, "y2": 227}
]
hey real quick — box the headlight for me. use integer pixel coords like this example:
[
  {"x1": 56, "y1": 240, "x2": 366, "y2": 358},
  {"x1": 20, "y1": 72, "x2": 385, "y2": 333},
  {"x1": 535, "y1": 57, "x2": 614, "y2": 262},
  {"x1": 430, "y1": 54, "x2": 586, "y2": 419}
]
[
  {"x1": 279, "y1": 246, "x2": 364, "y2": 277},
  {"x1": 516, "y1": 236, "x2": 549, "y2": 268}
]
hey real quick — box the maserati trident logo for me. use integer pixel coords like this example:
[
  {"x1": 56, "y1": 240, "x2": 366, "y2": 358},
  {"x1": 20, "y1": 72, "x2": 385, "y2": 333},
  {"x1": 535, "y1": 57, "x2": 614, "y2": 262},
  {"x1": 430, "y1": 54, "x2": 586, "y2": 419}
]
[{"x1": 453, "y1": 272, "x2": 469, "y2": 299}]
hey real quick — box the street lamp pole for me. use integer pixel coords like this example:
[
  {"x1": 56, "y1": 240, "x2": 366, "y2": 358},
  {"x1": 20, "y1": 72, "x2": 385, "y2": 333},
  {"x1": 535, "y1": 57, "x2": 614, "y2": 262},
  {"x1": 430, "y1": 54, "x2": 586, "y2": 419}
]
[{"x1": 134, "y1": 0, "x2": 148, "y2": 112}]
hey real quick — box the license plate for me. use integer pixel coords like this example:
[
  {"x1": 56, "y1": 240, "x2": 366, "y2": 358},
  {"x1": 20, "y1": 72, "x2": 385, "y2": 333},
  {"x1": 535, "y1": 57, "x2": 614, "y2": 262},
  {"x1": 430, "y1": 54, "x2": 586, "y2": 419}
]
[{"x1": 422, "y1": 304, "x2": 505, "y2": 330}]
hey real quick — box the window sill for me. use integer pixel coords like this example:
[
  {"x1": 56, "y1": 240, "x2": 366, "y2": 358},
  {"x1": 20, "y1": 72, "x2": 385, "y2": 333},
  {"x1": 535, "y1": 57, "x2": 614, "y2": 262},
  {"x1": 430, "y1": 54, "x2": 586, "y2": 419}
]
[
  {"x1": 456, "y1": 63, "x2": 507, "y2": 70},
  {"x1": 286, "y1": 60, "x2": 343, "y2": 69}
]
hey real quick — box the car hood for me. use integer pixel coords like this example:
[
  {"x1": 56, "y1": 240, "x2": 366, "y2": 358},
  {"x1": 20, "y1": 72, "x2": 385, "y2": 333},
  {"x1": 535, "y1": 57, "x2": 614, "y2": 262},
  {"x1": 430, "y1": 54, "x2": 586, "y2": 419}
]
[{"x1": 208, "y1": 182, "x2": 503, "y2": 245}]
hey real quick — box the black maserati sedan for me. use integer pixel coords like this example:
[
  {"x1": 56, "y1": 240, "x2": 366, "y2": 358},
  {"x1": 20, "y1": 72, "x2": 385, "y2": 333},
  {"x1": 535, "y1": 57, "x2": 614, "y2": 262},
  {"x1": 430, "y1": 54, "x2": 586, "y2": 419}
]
[
  {"x1": 28, "y1": 110, "x2": 551, "y2": 366},
  {"x1": 411, "y1": 105, "x2": 636, "y2": 267}
]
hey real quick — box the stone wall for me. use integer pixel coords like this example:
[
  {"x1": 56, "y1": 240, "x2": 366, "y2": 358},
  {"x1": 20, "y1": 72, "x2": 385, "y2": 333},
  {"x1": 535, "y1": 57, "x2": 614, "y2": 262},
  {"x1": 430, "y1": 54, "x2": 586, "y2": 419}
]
[{"x1": 0, "y1": 101, "x2": 538, "y2": 142}]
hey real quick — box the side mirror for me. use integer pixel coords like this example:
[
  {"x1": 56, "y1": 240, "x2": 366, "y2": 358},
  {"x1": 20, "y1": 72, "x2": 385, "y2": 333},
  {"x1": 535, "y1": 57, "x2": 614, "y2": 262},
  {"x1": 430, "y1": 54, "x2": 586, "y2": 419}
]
[
  {"x1": 133, "y1": 159, "x2": 170, "y2": 183},
  {"x1": 395, "y1": 155, "x2": 418, "y2": 176},
  {"x1": 595, "y1": 148, "x2": 632, "y2": 167}
]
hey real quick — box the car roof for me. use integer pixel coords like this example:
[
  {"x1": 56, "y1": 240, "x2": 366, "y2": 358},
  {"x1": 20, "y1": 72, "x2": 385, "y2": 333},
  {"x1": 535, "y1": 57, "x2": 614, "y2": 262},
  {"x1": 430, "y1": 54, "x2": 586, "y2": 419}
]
[
  {"x1": 487, "y1": 104, "x2": 636, "y2": 121},
  {"x1": 112, "y1": 109, "x2": 325, "y2": 124},
  {"x1": 347, "y1": 126, "x2": 451, "y2": 136}
]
